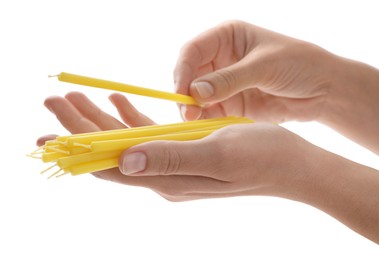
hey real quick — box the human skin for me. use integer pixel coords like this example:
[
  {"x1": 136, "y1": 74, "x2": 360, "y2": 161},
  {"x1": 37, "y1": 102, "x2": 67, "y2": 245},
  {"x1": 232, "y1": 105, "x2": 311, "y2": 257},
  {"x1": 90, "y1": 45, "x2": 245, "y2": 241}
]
[
  {"x1": 37, "y1": 21, "x2": 379, "y2": 243},
  {"x1": 174, "y1": 20, "x2": 379, "y2": 154}
]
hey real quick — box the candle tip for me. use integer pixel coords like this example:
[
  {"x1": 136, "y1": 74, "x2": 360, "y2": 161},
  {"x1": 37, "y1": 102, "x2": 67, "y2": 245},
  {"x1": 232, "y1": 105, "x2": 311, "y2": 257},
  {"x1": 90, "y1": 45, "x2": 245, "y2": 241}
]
[
  {"x1": 48, "y1": 74, "x2": 60, "y2": 78},
  {"x1": 47, "y1": 168, "x2": 64, "y2": 180}
]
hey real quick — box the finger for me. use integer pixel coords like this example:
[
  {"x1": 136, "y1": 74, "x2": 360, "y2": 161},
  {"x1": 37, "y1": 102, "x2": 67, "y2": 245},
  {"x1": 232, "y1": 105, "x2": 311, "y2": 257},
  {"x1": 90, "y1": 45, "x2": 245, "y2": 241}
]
[
  {"x1": 174, "y1": 21, "x2": 254, "y2": 120},
  {"x1": 117, "y1": 134, "x2": 231, "y2": 180},
  {"x1": 189, "y1": 58, "x2": 256, "y2": 105},
  {"x1": 44, "y1": 95, "x2": 101, "y2": 134},
  {"x1": 174, "y1": 21, "x2": 247, "y2": 93},
  {"x1": 36, "y1": 134, "x2": 58, "y2": 146},
  {"x1": 65, "y1": 92, "x2": 125, "y2": 130},
  {"x1": 179, "y1": 104, "x2": 202, "y2": 121},
  {"x1": 174, "y1": 26, "x2": 228, "y2": 121},
  {"x1": 108, "y1": 93, "x2": 156, "y2": 127},
  {"x1": 93, "y1": 168, "x2": 254, "y2": 202},
  {"x1": 92, "y1": 168, "x2": 230, "y2": 197},
  {"x1": 180, "y1": 61, "x2": 253, "y2": 121},
  {"x1": 181, "y1": 89, "x2": 246, "y2": 121}
]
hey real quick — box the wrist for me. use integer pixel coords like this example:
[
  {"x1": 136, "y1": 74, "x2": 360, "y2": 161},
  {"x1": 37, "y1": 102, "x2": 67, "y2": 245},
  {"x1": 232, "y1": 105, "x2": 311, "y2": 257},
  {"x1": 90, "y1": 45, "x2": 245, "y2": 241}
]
[
  {"x1": 252, "y1": 132, "x2": 325, "y2": 199},
  {"x1": 319, "y1": 56, "x2": 379, "y2": 153},
  {"x1": 279, "y1": 146, "x2": 379, "y2": 243}
]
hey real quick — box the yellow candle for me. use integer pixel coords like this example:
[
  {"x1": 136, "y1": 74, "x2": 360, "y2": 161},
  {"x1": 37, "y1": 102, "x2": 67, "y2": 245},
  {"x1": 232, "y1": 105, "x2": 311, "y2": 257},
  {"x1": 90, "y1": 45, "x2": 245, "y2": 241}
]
[
  {"x1": 31, "y1": 116, "x2": 254, "y2": 177},
  {"x1": 67, "y1": 157, "x2": 119, "y2": 176},
  {"x1": 51, "y1": 72, "x2": 198, "y2": 105},
  {"x1": 55, "y1": 116, "x2": 243, "y2": 142},
  {"x1": 57, "y1": 150, "x2": 122, "y2": 169},
  {"x1": 89, "y1": 129, "x2": 215, "y2": 152},
  {"x1": 65, "y1": 117, "x2": 252, "y2": 147},
  {"x1": 42, "y1": 152, "x2": 68, "y2": 163}
]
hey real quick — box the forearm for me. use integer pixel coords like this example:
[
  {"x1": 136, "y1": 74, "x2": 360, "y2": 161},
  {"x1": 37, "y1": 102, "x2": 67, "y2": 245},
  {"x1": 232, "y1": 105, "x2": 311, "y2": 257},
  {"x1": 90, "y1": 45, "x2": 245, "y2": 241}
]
[
  {"x1": 278, "y1": 147, "x2": 379, "y2": 243},
  {"x1": 320, "y1": 57, "x2": 379, "y2": 154}
]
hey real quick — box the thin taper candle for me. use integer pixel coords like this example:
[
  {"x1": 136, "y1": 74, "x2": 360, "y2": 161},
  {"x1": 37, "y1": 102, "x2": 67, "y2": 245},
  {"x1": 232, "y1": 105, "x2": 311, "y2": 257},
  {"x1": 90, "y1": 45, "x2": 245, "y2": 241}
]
[{"x1": 50, "y1": 72, "x2": 198, "y2": 105}]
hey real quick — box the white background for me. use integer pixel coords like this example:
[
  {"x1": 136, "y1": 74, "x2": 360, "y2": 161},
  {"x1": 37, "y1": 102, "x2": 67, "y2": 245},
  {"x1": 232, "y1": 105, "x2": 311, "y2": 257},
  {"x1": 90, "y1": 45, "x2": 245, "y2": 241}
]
[{"x1": 1, "y1": 0, "x2": 378, "y2": 259}]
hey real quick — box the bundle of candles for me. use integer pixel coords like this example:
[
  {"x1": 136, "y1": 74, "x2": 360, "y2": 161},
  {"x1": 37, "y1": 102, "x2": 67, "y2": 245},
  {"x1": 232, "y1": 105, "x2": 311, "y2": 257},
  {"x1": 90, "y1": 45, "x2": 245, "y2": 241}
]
[
  {"x1": 29, "y1": 72, "x2": 253, "y2": 178},
  {"x1": 30, "y1": 116, "x2": 253, "y2": 178}
]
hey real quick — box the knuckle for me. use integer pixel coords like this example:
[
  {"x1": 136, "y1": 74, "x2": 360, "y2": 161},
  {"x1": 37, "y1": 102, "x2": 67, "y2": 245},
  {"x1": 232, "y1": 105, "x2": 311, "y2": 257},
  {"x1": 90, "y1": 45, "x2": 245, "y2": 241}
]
[
  {"x1": 220, "y1": 19, "x2": 245, "y2": 27},
  {"x1": 214, "y1": 68, "x2": 237, "y2": 94},
  {"x1": 126, "y1": 111, "x2": 143, "y2": 123},
  {"x1": 179, "y1": 41, "x2": 203, "y2": 66},
  {"x1": 92, "y1": 107, "x2": 104, "y2": 120},
  {"x1": 155, "y1": 144, "x2": 182, "y2": 175}
]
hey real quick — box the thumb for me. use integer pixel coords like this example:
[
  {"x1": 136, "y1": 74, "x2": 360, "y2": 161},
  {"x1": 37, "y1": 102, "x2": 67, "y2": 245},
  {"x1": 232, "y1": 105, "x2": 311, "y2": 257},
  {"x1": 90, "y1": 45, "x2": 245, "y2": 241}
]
[
  {"x1": 119, "y1": 139, "x2": 219, "y2": 177},
  {"x1": 190, "y1": 60, "x2": 254, "y2": 105}
]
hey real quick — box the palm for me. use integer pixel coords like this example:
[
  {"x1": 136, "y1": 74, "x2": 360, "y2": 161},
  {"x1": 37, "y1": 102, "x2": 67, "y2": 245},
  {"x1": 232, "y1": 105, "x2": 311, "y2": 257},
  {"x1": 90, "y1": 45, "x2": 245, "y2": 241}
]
[{"x1": 37, "y1": 91, "x2": 155, "y2": 177}]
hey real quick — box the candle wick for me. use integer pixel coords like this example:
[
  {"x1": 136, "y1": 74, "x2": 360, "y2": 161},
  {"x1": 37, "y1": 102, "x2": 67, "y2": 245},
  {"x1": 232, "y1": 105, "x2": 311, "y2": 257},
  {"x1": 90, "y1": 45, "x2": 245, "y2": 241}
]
[
  {"x1": 48, "y1": 74, "x2": 60, "y2": 78},
  {"x1": 48, "y1": 168, "x2": 64, "y2": 180},
  {"x1": 41, "y1": 163, "x2": 57, "y2": 175},
  {"x1": 45, "y1": 146, "x2": 70, "y2": 154},
  {"x1": 26, "y1": 153, "x2": 42, "y2": 159},
  {"x1": 56, "y1": 171, "x2": 70, "y2": 178}
]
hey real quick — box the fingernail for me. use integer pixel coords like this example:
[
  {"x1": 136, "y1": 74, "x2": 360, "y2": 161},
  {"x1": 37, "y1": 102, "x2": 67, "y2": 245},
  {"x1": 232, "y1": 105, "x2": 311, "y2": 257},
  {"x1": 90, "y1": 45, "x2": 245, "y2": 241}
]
[
  {"x1": 180, "y1": 105, "x2": 187, "y2": 120},
  {"x1": 174, "y1": 79, "x2": 179, "y2": 92},
  {"x1": 194, "y1": 82, "x2": 214, "y2": 99},
  {"x1": 121, "y1": 152, "x2": 147, "y2": 175},
  {"x1": 44, "y1": 102, "x2": 54, "y2": 113},
  {"x1": 108, "y1": 95, "x2": 116, "y2": 106}
]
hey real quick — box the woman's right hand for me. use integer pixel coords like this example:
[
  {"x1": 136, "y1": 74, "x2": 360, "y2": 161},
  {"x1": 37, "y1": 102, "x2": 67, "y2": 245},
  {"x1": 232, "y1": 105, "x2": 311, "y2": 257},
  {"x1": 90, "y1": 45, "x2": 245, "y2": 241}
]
[{"x1": 174, "y1": 20, "x2": 341, "y2": 123}]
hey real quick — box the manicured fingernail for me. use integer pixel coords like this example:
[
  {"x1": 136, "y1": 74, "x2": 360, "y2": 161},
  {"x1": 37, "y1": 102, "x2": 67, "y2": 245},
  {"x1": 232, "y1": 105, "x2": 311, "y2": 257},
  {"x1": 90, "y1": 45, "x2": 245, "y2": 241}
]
[
  {"x1": 121, "y1": 152, "x2": 147, "y2": 175},
  {"x1": 180, "y1": 105, "x2": 187, "y2": 120},
  {"x1": 194, "y1": 82, "x2": 214, "y2": 99}
]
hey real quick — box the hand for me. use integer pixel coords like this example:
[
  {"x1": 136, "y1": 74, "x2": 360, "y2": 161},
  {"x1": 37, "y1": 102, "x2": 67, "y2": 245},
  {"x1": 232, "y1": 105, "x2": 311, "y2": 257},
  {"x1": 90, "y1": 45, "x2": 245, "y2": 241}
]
[
  {"x1": 175, "y1": 20, "x2": 340, "y2": 123},
  {"x1": 115, "y1": 120, "x2": 379, "y2": 244},
  {"x1": 36, "y1": 22, "x2": 379, "y2": 244},
  {"x1": 37, "y1": 91, "x2": 316, "y2": 202},
  {"x1": 117, "y1": 123, "x2": 317, "y2": 202},
  {"x1": 36, "y1": 91, "x2": 155, "y2": 178},
  {"x1": 37, "y1": 91, "x2": 379, "y2": 243}
]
